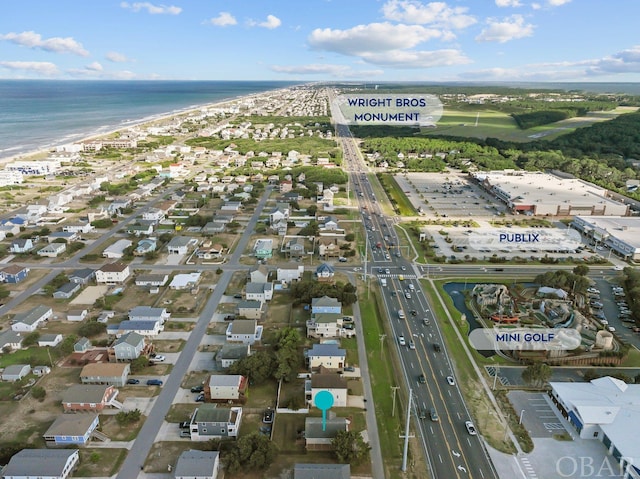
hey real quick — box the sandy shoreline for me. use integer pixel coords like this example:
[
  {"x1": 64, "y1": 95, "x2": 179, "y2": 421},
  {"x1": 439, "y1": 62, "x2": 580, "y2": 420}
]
[{"x1": 0, "y1": 86, "x2": 289, "y2": 165}]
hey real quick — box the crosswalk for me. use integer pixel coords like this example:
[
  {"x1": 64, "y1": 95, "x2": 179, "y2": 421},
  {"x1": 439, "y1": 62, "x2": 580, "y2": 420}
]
[
  {"x1": 520, "y1": 457, "x2": 538, "y2": 479},
  {"x1": 375, "y1": 274, "x2": 418, "y2": 279}
]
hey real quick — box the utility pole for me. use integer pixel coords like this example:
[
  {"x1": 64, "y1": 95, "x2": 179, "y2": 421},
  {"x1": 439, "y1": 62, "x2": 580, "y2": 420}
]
[
  {"x1": 401, "y1": 388, "x2": 414, "y2": 472},
  {"x1": 391, "y1": 385, "x2": 399, "y2": 417},
  {"x1": 493, "y1": 365, "x2": 499, "y2": 390}
]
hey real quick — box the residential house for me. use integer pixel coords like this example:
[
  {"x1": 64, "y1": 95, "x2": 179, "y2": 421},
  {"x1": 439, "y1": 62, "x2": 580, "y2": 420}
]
[
  {"x1": 1, "y1": 264, "x2": 29, "y2": 283},
  {"x1": 53, "y1": 282, "x2": 81, "y2": 299},
  {"x1": 306, "y1": 344, "x2": 346, "y2": 370},
  {"x1": 74, "y1": 337, "x2": 91, "y2": 353},
  {"x1": 276, "y1": 264, "x2": 304, "y2": 283},
  {"x1": 38, "y1": 243, "x2": 66, "y2": 257},
  {"x1": 9, "y1": 238, "x2": 33, "y2": 253},
  {"x1": 2, "y1": 364, "x2": 31, "y2": 381},
  {"x1": 61, "y1": 385, "x2": 120, "y2": 412},
  {"x1": 226, "y1": 320, "x2": 263, "y2": 345},
  {"x1": 43, "y1": 413, "x2": 100, "y2": 447},
  {"x1": 169, "y1": 272, "x2": 201, "y2": 290},
  {"x1": 205, "y1": 374, "x2": 248, "y2": 403},
  {"x1": 97, "y1": 311, "x2": 115, "y2": 323},
  {"x1": 311, "y1": 296, "x2": 342, "y2": 315},
  {"x1": 69, "y1": 268, "x2": 95, "y2": 285},
  {"x1": 167, "y1": 236, "x2": 193, "y2": 255},
  {"x1": 135, "y1": 273, "x2": 168, "y2": 287},
  {"x1": 253, "y1": 239, "x2": 273, "y2": 259},
  {"x1": 129, "y1": 306, "x2": 170, "y2": 323},
  {"x1": 11, "y1": 305, "x2": 53, "y2": 332},
  {"x1": 134, "y1": 238, "x2": 157, "y2": 256},
  {"x1": 103, "y1": 239, "x2": 132, "y2": 259},
  {"x1": 2, "y1": 449, "x2": 79, "y2": 479},
  {"x1": 282, "y1": 191, "x2": 303, "y2": 202},
  {"x1": 142, "y1": 207, "x2": 165, "y2": 222},
  {"x1": 38, "y1": 333, "x2": 63, "y2": 347},
  {"x1": 244, "y1": 282, "x2": 273, "y2": 302},
  {"x1": 127, "y1": 223, "x2": 154, "y2": 236},
  {"x1": 96, "y1": 262, "x2": 130, "y2": 284},
  {"x1": 308, "y1": 373, "x2": 348, "y2": 407},
  {"x1": 279, "y1": 180, "x2": 293, "y2": 193},
  {"x1": 237, "y1": 300, "x2": 266, "y2": 320},
  {"x1": 305, "y1": 416, "x2": 350, "y2": 451},
  {"x1": 321, "y1": 216, "x2": 339, "y2": 231},
  {"x1": 47, "y1": 231, "x2": 77, "y2": 243},
  {"x1": 221, "y1": 201, "x2": 242, "y2": 212},
  {"x1": 203, "y1": 221, "x2": 226, "y2": 234},
  {"x1": 107, "y1": 198, "x2": 131, "y2": 215},
  {"x1": 80, "y1": 362, "x2": 130, "y2": 387},
  {"x1": 33, "y1": 365, "x2": 51, "y2": 377},
  {"x1": 188, "y1": 405, "x2": 242, "y2": 441},
  {"x1": 306, "y1": 313, "x2": 343, "y2": 339},
  {"x1": 318, "y1": 238, "x2": 340, "y2": 258},
  {"x1": 294, "y1": 464, "x2": 351, "y2": 479},
  {"x1": 62, "y1": 223, "x2": 94, "y2": 234},
  {"x1": 249, "y1": 265, "x2": 269, "y2": 283},
  {"x1": 109, "y1": 332, "x2": 145, "y2": 362},
  {"x1": 269, "y1": 204, "x2": 290, "y2": 225},
  {"x1": 107, "y1": 320, "x2": 163, "y2": 338},
  {"x1": 286, "y1": 237, "x2": 306, "y2": 258},
  {"x1": 315, "y1": 263, "x2": 335, "y2": 283},
  {"x1": 317, "y1": 189, "x2": 334, "y2": 209},
  {"x1": 216, "y1": 344, "x2": 250, "y2": 369},
  {"x1": 67, "y1": 309, "x2": 88, "y2": 322},
  {"x1": 174, "y1": 450, "x2": 220, "y2": 479},
  {"x1": 0, "y1": 330, "x2": 23, "y2": 351}
]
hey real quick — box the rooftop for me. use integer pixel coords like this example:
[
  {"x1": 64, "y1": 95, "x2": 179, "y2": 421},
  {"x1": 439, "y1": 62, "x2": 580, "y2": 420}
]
[
  {"x1": 174, "y1": 450, "x2": 219, "y2": 477},
  {"x1": 44, "y1": 413, "x2": 98, "y2": 436},
  {"x1": 62, "y1": 384, "x2": 113, "y2": 404},
  {"x1": 193, "y1": 404, "x2": 239, "y2": 423},
  {"x1": 2, "y1": 449, "x2": 79, "y2": 477},
  {"x1": 308, "y1": 343, "x2": 346, "y2": 358}
]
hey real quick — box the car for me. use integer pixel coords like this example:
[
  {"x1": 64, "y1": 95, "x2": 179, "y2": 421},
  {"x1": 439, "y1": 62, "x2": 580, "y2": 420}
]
[
  {"x1": 263, "y1": 409, "x2": 274, "y2": 424},
  {"x1": 408, "y1": 284, "x2": 415, "y2": 291},
  {"x1": 378, "y1": 268, "x2": 384, "y2": 273},
  {"x1": 150, "y1": 355, "x2": 165, "y2": 362},
  {"x1": 401, "y1": 266, "x2": 407, "y2": 271},
  {"x1": 418, "y1": 374, "x2": 427, "y2": 384},
  {"x1": 385, "y1": 268, "x2": 390, "y2": 274},
  {"x1": 446, "y1": 376, "x2": 455, "y2": 386},
  {"x1": 126, "y1": 378, "x2": 140, "y2": 385},
  {"x1": 433, "y1": 343, "x2": 441, "y2": 352},
  {"x1": 180, "y1": 430, "x2": 191, "y2": 438},
  {"x1": 405, "y1": 292, "x2": 412, "y2": 299},
  {"x1": 146, "y1": 379, "x2": 163, "y2": 386},
  {"x1": 601, "y1": 319, "x2": 609, "y2": 325},
  {"x1": 195, "y1": 393, "x2": 205, "y2": 402},
  {"x1": 418, "y1": 407, "x2": 427, "y2": 420},
  {"x1": 342, "y1": 316, "x2": 353, "y2": 323},
  {"x1": 233, "y1": 293, "x2": 243, "y2": 299},
  {"x1": 398, "y1": 335, "x2": 406, "y2": 346},
  {"x1": 398, "y1": 275, "x2": 405, "y2": 281},
  {"x1": 409, "y1": 341, "x2": 416, "y2": 350},
  {"x1": 430, "y1": 408, "x2": 439, "y2": 422},
  {"x1": 343, "y1": 323, "x2": 354, "y2": 330},
  {"x1": 344, "y1": 366, "x2": 356, "y2": 372},
  {"x1": 465, "y1": 421, "x2": 478, "y2": 435},
  {"x1": 190, "y1": 385, "x2": 204, "y2": 393},
  {"x1": 423, "y1": 318, "x2": 430, "y2": 326},
  {"x1": 410, "y1": 310, "x2": 417, "y2": 316},
  {"x1": 614, "y1": 265, "x2": 624, "y2": 271},
  {"x1": 608, "y1": 326, "x2": 617, "y2": 333}
]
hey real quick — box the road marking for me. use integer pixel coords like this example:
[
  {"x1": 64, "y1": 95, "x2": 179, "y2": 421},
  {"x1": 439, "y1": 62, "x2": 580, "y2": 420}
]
[{"x1": 438, "y1": 454, "x2": 443, "y2": 463}]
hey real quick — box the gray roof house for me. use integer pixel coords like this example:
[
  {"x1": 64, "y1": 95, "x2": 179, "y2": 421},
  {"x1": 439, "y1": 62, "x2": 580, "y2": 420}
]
[
  {"x1": 53, "y1": 282, "x2": 81, "y2": 299},
  {"x1": 2, "y1": 448, "x2": 79, "y2": 479},
  {"x1": 69, "y1": 268, "x2": 95, "y2": 284},
  {"x1": 2, "y1": 364, "x2": 31, "y2": 382},
  {"x1": 128, "y1": 306, "x2": 170, "y2": 323},
  {"x1": 0, "y1": 329, "x2": 24, "y2": 351},
  {"x1": 174, "y1": 450, "x2": 220, "y2": 479},
  {"x1": 225, "y1": 320, "x2": 263, "y2": 345},
  {"x1": 109, "y1": 332, "x2": 145, "y2": 361},
  {"x1": 167, "y1": 235, "x2": 193, "y2": 255},
  {"x1": 43, "y1": 413, "x2": 100, "y2": 447},
  {"x1": 294, "y1": 463, "x2": 351, "y2": 479},
  {"x1": 11, "y1": 305, "x2": 53, "y2": 332},
  {"x1": 305, "y1": 416, "x2": 350, "y2": 450},
  {"x1": 74, "y1": 337, "x2": 91, "y2": 352},
  {"x1": 189, "y1": 405, "x2": 243, "y2": 441},
  {"x1": 216, "y1": 344, "x2": 250, "y2": 369},
  {"x1": 237, "y1": 300, "x2": 266, "y2": 320},
  {"x1": 249, "y1": 265, "x2": 269, "y2": 283}
]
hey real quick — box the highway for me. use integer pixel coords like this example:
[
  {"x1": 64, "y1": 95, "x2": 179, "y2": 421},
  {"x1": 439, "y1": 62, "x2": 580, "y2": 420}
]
[{"x1": 336, "y1": 121, "x2": 498, "y2": 479}]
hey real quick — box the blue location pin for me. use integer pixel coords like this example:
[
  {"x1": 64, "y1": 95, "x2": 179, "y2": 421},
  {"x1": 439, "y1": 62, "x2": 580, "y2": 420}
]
[{"x1": 314, "y1": 390, "x2": 334, "y2": 431}]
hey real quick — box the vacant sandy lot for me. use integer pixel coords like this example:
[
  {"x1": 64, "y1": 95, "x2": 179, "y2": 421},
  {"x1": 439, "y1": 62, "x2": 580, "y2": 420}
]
[{"x1": 70, "y1": 285, "x2": 109, "y2": 305}]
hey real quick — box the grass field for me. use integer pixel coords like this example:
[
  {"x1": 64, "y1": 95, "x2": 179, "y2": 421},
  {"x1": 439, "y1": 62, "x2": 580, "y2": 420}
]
[{"x1": 377, "y1": 174, "x2": 418, "y2": 216}]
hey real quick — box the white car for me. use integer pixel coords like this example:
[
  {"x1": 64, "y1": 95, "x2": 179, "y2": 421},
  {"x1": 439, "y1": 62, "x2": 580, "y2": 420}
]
[
  {"x1": 446, "y1": 376, "x2": 455, "y2": 386},
  {"x1": 608, "y1": 326, "x2": 616, "y2": 333},
  {"x1": 398, "y1": 335, "x2": 406, "y2": 346},
  {"x1": 465, "y1": 421, "x2": 477, "y2": 435},
  {"x1": 409, "y1": 341, "x2": 416, "y2": 350},
  {"x1": 614, "y1": 265, "x2": 624, "y2": 271},
  {"x1": 150, "y1": 355, "x2": 166, "y2": 362}
]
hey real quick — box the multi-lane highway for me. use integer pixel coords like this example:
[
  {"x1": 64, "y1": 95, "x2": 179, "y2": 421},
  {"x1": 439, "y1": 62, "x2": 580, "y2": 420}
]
[{"x1": 336, "y1": 121, "x2": 498, "y2": 479}]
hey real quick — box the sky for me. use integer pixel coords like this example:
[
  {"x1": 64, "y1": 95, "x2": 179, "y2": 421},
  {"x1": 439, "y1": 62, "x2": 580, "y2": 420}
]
[{"x1": 2, "y1": 0, "x2": 640, "y2": 82}]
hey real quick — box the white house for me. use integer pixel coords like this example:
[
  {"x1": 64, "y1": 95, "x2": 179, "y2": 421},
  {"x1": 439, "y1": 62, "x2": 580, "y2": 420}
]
[
  {"x1": 96, "y1": 262, "x2": 131, "y2": 284},
  {"x1": 226, "y1": 320, "x2": 263, "y2": 345},
  {"x1": 38, "y1": 333, "x2": 63, "y2": 347},
  {"x1": 169, "y1": 272, "x2": 201, "y2": 290},
  {"x1": 276, "y1": 264, "x2": 305, "y2": 283},
  {"x1": 67, "y1": 309, "x2": 89, "y2": 322},
  {"x1": 309, "y1": 373, "x2": 348, "y2": 407},
  {"x1": 244, "y1": 282, "x2": 273, "y2": 302},
  {"x1": 38, "y1": 243, "x2": 66, "y2": 258},
  {"x1": 167, "y1": 236, "x2": 194, "y2": 255},
  {"x1": 306, "y1": 343, "x2": 346, "y2": 370},
  {"x1": 11, "y1": 305, "x2": 53, "y2": 332},
  {"x1": 128, "y1": 306, "x2": 170, "y2": 323},
  {"x1": 2, "y1": 449, "x2": 79, "y2": 479},
  {"x1": 2, "y1": 364, "x2": 31, "y2": 382},
  {"x1": 103, "y1": 239, "x2": 132, "y2": 259},
  {"x1": 205, "y1": 374, "x2": 248, "y2": 402}
]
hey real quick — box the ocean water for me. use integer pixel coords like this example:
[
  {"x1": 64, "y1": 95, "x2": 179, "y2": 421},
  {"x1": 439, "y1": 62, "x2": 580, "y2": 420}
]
[{"x1": 0, "y1": 80, "x2": 299, "y2": 159}]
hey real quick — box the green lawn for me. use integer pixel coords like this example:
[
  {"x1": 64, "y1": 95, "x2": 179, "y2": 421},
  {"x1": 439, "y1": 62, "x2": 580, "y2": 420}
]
[
  {"x1": 377, "y1": 174, "x2": 418, "y2": 216},
  {"x1": 271, "y1": 412, "x2": 305, "y2": 453},
  {"x1": 0, "y1": 347, "x2": 56, "y2": 368}
]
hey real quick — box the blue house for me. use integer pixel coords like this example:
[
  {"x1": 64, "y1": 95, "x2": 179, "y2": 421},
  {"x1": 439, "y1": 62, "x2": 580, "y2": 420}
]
[
  {"x1": 311, "y1": 295, "x2": 342, "y2": 315},
  {"x1": 43, "y1": 413, "x2": 100, "y2": 446},
  {"x1": 134, "y1": 238, "x2": 157, "y2": 256},
  {"x1": 1, "y1": 264, "x2": 29, "y2": 283}
]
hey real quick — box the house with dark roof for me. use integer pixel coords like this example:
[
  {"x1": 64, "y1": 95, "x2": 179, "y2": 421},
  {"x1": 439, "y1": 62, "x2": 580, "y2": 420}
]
[
  {"x1": 43, "y1": 413, "x2": 100, "y2": 447},
  {"x1": 311, "y1": 296, "x2": 342, "y2": 315},
  {"x1": 167, "y1": 235, "x2": 194, "y2": 255},
  {"x1": 52, "y1": 282, "x2": 81, "y2": 299},
  {"x1": 308, "y1": 373, "x2": 348, "y2": 407},
  {"x1": 2, "y1": 449, "x2": 79, "y2": 479},
  {"x1": 109, "y1": 331, "x2": 145, "y2": 362},
  {"x1": 189, "y1": 405, "x2": 243, "y2": 441},
  {"x1": 174, "y1": 450, "x2": 220, "y2": 479},
  {"x1": 61, "y1": 384, "x2": 121, "y2": 412},
  {"x1": 306, "y1": 343, "x2": 346, "y2": 370},
  {"x1": 304, "y1": 415, "x2": 350, "y2": 450},
  {"x1": 286, "y1": 237, "x2": 306, "y2": 258},
  {"x1": 11, "y1": 305, "x2": 53, "y2": 332},
  {"x1": 69, "y1": 268, "x2": 95, "y2": 285},
  {"x1": 244, "y1": 282, "x2": 273, "y2": 302},
  {"x1": 128, "y1": 306, "x2": 170, "y2": 323},
  {"x1": 225, "y1": 320, "x2": 263, "y2": 345},
  {"x1": 95, "y1": 262, "x2": 130, "y2": 284},
  {"x1": 135, "y1": 273, "x2": 168, "y2": 287},
  {"x1": 0, "y1": 329, "x2": 23, "y2": 351},
  {"x1": 237, "y1": 300, "x2": 266, "y2": 320},
  {"x1": 1, "y1": 264, "x2": 29, "y2": 283},
  {"x1": 216, "y1": 344, "x2": 250, "y2": 369},
  {"x1": 315, "y1": 263, "x2": 335, "y2": 283},
  {"x1": 9, "y1": 238, "x2": 34, "y2": 254}
]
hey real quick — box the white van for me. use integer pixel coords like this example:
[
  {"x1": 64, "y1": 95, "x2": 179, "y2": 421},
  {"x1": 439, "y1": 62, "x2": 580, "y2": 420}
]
[{"x1": 398, "y1": 310, "x2": 405, "y2": 320}]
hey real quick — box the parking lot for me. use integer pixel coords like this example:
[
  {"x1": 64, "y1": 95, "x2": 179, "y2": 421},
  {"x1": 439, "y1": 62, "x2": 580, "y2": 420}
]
[
  {"x1": 507, "y1": 391, "x2": 566, "y2": 438},
  {"x1": 394, "y1": 171, "x2": 509, "y2": 219}
]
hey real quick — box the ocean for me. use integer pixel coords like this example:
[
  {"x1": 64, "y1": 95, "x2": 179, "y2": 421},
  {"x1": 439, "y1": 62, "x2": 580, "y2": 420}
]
[{"x1": 0, "y1": 80, "x2": 299, "y2": 160}]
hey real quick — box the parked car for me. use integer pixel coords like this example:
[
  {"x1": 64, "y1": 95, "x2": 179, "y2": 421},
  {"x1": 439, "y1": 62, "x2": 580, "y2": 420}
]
[
  {"x1": 180, "y1": 430, "x2": 191, "y2": 438},
  {"x1": 409, "y1": 341, "x2": 416, "y2": 350},
  {"x1": 126, "y1": 378, "x2": 140, "y2": 385},
  {"x1": 195, "y1": 393, "x2": 205, "y2": 402},
  {"x1": 263, "y1": 409, "x2": 274, "y2": 424},
  {"x1": 150, "y1": 355, "x2": 165, "y2": 362},
  {"x1": 146, "y1": 379, "x2": 163, "y2": 386},
  {"x1": 190, "y1": 385, "x2": 204, "y2": 393},
  {"x1": 344, "y1": 366, "x2": 356, "y2": 372}
]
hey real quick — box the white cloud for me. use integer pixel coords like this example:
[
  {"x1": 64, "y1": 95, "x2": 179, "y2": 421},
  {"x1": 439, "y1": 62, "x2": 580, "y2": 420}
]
[
  {"x1": 208, "y1": 12, "x2": 237, "y2": 27},
  {"x1": 382, "y1": 0, "x2": 476, "y2": 29},
  {"x1": 360, "y1": 49, "x2": 472, "y2": 68},
  {"x1": 547, "y1": 0, "x2": 571, "y2": 6},
  {"x1": 120, "y1": 2, "x2": 181, "y2": 15},
  {"x1": 495, "y1": 0, "x2": 522, "y2": 6},
  {"x1": 270, "y1": 63, "x2": 384, "y2": 78},
  {"x1": 0, "y1": 61, "x2": 59, "y2": 75},
  {"x1": 531, "y1": 3, "x2": 541, "y2": 9},
  {"x1": 248, "y1": 14, "x2": 282, "y2": 29},
  {"x1": 587, "y1": 45, "x2": 640, "y2": 75},
  {"x1": 105, "y1": 51, "x2": 131, "y2": 63},
  {"x1": 476, "y1": 15, "x2": 534, "y2": 43},
  {"x1": 309, "y1": 23, "x2": 448, "y2": 56},
  {"x1": 86, "y1": 61, "x2": 103, "y2": 71},
  {"x1": 0, "y1": 31, "x2": 88, "y2": 56}
]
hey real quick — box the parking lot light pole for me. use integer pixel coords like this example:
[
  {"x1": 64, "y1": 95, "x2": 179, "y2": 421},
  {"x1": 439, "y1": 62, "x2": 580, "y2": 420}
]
[{"x1": 519, "y1": 409, "x2": 525, "y2": 425}]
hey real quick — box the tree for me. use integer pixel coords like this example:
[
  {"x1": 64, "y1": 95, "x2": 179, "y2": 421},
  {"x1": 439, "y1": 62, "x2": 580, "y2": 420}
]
[
  {"x1": 116, "y1": 409, "x2": 142, "y2": 425},
  {"x1": 522, "y1": 362, "x2": 552, "y2": 388},
  {"x1": 573, "y1": 265, "x2": 590, "y2": 276},
  {"x1": 59, "y1": 334, "x2": 78, "y2": 355},
  {"x1": 130, "y1": 356, "x2": 150, "y2": 373},
  {"x1": 229, "y1": 351, "x2": 276, "y2": 384},
  {"x1": 306, "y1": 204, "x2": 318, "y2": 216},
  {"x1": 22, "y1": 331, "x2": 40, "y2": 347},
  {"x1": 223, "y1": 432, "x2": 278, "y2": 474},
  {"x1": 344, "y1": 233, "x2": 355, "y2": 242},
  {"x1": 273, "y1": 328, "x2": 302, "y2": 382},
  {"x1": 31, "y1": 386, "x2": 46, "y2": 400},
  {"x1": 77, "y1": 321, "x2": 106, "y2": 338},
  {"x1": 332, "y1": 430, "x2": 371, "y2": 464}
]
